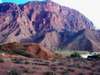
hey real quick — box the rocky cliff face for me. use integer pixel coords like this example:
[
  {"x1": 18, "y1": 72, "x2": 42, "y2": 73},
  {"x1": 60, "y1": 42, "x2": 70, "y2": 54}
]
[
  {"x1": 0, "y1": 1, "x2": 100, "y2": 51},
  {"x1": 0, "y1": 3, "x2": 36, "y2": 43}
]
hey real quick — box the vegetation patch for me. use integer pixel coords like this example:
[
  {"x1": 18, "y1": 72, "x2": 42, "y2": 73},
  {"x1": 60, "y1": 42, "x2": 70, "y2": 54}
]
[
  {"x1": 70, "y1": 52, "x2": 81, "y2": 58},
  {"x1": 8, "y1": 68, "x2": 22, "y2": 75},
  {"x1": 0, "y1": 58, "x2": 4, "y2": 63}
]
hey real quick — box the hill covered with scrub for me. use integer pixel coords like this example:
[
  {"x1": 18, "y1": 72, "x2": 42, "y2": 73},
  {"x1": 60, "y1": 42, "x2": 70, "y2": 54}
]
[{"x1": 0, "y1": 42, "x2": 100, "y2": 75}]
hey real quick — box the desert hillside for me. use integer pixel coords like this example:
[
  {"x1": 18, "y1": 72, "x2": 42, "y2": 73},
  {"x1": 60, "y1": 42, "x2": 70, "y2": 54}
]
[{"x1": 0, "y1": 1, "x2": 100, "y2": 51}]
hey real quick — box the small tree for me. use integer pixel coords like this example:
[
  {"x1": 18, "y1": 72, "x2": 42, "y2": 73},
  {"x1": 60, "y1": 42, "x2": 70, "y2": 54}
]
[
  {"x1": 44, "y1": 71, "x2": 56, "y2": 75},
  {"x1": 70, "y1": 52, "x2": 81, "y2": 58},
  {"x1": 0, "y1": 58, "x2": 4, "y2": 63}
]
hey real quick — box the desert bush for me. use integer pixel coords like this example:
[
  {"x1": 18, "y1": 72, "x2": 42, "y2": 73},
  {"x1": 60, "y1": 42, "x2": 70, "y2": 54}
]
[
  {"x1": 44, "y1": 71, "x2": 56, "y2": 75},
  {"x1": 0, "y1": 45, "x2": 2, "y2": 49},
  {"x1": 63, "y1": 70, "x2": 69, "y2": 75},
  {"x1": 87, "y1": 54, "x2": 100, "y2": 60},
  {"x1": 8, "y1": 68, "x2": 22, "y2": 75},
  {"x1": 24, "y1": 61, "x2": 30, "y2": 64},
  {"x1": 0, "y1": 58, "x2": 4, "y2": 63},
  {"x1": 70, "y1": 52, "x2": 81, "y2": 58},
  {"x1": 54, "y1": 53, "x2": 63, "y2": 59},
  {"x1": 0, "y1": 49, "x2": 31, "y2": 57},
  {"x1": 12, "y1": 49, "x2": 30, "y2": 57},
  {"x1": 67, "y1": 68, "x2": 75, "y2": 72},
  {"x1": 78, "y1": 72, "x2": 84, "y2": 75},
  {"x1": 0, "y1": 50, "x2": 4, "y2": 53},
  {"x1": 11, "y1": 58, "x2": 22, "y2": 64},
  {"x1": 8, "y1": 49, "x2": 31, "y2": 57}
]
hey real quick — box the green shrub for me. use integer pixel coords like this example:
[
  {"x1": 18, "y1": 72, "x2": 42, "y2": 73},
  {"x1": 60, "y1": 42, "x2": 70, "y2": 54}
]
[
  {"x1": 11, "y1": 58, "x2": 22, "y2": 64},
  {"x1": 12, "y1": 49, "x2": 30, "y2": 56},
  {"x1": 0, "y1": 50, "x2": 5, "y2": 53},
  {"x1": 70, "y1": 52, "x2": 81, "y2": 58},
  {"x1": 7, "y1": 49, "x2": 31, "y2": 57},
  {"x1": 87, "y1": 54, "x2": 100, "y2": 60},
  {"x1": 63, "y1": 70, "x2": 69, "y2": 75},
  {"x1": 44, "y1": 71, "x2": 56, "y2": 75},
  {"x1": 0, "y1": 58, "x2": 4, "y2": 63}
]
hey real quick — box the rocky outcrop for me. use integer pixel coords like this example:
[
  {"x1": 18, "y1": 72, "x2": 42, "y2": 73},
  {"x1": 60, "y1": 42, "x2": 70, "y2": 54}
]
[
  {"x1": 0, "y1": 42, "x2": 55, "y2": 60},
  {"x1": 65, "y1": 30, "x2": 100, "y2": 51},
  {"x1": 0, "y1": 3, "x2": 36, "y2": 43},
  {"x1": 24, "y1": 43, "x2": 55, "y2": 60},
  {"x1": 0, "y1": 1, "x2": 100, "y2": 51}
]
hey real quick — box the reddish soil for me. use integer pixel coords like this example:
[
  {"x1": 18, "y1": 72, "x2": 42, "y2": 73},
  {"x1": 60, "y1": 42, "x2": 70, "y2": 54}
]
[{"x1": 0, "y1": 56, "x2": 99, "y2": 75}]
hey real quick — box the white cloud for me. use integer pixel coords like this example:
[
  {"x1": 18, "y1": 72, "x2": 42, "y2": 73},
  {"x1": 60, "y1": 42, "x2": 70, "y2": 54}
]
[{"x1": 52, "y1": 0, "x2": 100, "y2": 29}]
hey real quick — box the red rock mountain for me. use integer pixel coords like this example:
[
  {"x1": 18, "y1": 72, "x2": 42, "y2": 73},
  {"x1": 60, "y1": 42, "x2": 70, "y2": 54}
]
[{"x1": 0, "y1": 1, "x2": 100, "y2": 51}]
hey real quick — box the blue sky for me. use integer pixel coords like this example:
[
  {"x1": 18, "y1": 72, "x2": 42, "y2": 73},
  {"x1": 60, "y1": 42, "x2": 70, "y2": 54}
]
[
  {"x1": 1, "y1": 0, "x2": 27, "y2": 4},
  {"x1": 1, "y1": 0, "x2": 46, "y2": 4},
  {"x1": 0, "y1": 0, "x2": 100, "y2": 29}
]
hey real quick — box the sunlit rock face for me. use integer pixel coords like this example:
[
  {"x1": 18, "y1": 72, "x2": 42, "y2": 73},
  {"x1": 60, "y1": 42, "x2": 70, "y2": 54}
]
[
  {"x1": 0, "y1": 3, "x2": 36, "y2": 43},
  {"x1": 0, "y1": 1, "x2": 100, "y2": 51}
]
